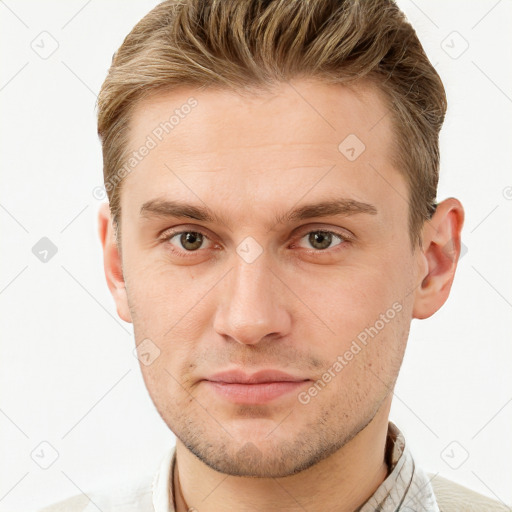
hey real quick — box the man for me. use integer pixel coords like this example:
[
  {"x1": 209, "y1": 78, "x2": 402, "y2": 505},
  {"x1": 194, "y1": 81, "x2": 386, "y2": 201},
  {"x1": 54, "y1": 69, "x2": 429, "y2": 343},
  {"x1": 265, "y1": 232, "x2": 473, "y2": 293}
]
[{"x1": 39, "y1": 0, "x2": 508, "y2": 510}]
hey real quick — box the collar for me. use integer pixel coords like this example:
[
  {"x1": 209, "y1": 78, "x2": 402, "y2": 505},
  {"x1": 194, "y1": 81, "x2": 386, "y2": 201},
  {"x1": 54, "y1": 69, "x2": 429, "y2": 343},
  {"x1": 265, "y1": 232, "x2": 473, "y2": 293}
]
[
  {"x1": 152, "y1": 439, "x2": 175, "y2": 512},
  {"x1": 357, "y1": 421, "x2": 439, "y2": 511}
]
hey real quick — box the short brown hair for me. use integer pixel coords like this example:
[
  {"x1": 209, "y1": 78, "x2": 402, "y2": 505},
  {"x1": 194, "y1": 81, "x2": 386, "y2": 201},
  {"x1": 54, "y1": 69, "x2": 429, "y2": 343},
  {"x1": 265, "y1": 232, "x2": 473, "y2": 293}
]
[{"x1": 97, "y1": 0, "x2": 446, "y2": 247}]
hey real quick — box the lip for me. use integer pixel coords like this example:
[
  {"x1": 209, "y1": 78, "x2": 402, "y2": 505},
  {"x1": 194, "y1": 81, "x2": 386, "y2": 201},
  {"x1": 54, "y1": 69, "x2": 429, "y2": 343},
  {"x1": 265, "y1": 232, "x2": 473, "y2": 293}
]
[
  {"x1": 203, "y1": 369, "x2": 310, "y2": 404},
  {"x1": 206, "y1": 369, "x2": 307, "y2": 384}
]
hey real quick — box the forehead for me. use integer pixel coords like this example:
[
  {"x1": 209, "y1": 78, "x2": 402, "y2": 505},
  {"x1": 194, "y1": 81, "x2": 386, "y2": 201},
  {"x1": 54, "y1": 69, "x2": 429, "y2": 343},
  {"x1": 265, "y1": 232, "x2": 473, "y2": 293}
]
[
  {"x1": 120, "y1": 79, "x2": 406, "y2": 229},
  {"x1": 128, "y1": 79, "x2": 392, "y2": 154}
]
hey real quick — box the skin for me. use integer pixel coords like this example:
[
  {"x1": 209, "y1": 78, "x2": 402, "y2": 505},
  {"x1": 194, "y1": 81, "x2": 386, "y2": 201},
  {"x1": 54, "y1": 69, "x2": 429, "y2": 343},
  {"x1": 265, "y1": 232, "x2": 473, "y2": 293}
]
[{"x1": 98, "y1": 78, "x2": 464, "y2": 512}]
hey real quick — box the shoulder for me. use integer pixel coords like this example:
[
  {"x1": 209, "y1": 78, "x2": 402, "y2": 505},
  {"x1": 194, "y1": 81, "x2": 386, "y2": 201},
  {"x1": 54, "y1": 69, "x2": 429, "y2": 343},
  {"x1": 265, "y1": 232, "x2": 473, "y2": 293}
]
[
  {"x1": 36, "y1": 472, "x2": 155, "y2": 512},
  {"x1": 37, "y1": 493, "x2": 90, "y2": 512},
  {"x1": 427, "y1": 472, "x2": 510, "y2": 511}
]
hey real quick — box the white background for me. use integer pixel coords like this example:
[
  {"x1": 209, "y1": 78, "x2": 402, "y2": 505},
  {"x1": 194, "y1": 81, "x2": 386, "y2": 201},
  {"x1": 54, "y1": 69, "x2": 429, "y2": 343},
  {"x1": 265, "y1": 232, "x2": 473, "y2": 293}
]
[{"x1": 1, "y1": 1, "x2": 511, "y2": 510}]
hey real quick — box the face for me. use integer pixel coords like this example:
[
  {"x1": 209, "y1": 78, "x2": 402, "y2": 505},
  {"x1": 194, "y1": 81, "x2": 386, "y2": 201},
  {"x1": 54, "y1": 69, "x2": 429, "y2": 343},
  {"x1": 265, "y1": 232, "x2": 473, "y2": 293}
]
[{"x1": 111, "y1": 79, "x2": 424, "y2": 477}]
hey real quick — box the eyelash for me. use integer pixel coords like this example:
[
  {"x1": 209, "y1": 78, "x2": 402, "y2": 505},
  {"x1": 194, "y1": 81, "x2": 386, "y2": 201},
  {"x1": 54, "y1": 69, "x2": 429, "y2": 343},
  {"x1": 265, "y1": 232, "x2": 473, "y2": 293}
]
[{"x1": 159, "y1": 227, "x2": 352, "y2": 258}]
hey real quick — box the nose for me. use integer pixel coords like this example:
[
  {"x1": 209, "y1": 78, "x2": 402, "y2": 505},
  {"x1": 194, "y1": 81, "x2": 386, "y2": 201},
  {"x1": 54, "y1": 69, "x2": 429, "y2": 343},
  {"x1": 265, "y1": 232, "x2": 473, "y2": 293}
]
[{"x1": 213, "y1": 252, "x2": 292, "y2": 346}]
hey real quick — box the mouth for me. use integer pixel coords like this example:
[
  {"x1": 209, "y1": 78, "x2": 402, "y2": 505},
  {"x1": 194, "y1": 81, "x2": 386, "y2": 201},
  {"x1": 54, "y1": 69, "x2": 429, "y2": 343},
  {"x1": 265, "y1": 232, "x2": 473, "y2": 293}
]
[{"x1": 202, "y1": 369, "x2": 310, "y2": 404}]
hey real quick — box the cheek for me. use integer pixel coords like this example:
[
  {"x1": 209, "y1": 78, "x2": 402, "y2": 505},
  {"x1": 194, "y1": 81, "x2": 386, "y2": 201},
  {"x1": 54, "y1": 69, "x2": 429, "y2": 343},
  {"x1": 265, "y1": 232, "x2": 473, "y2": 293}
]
[
  {"x1": 306, "y1": 300, "x2": 409, "y2": 414},
  {"x1": 308, "y1": 265, "x2": 406, "y2": 341},
  {"x1": 139, "y1": 362, "x2": 193, "y2": 424},
  {"x1": 297, "y1": 255, "x2": 412, "y2": 390},
  {"x1": 125, "y1": 256, "x2": 196, "y2": 322}
]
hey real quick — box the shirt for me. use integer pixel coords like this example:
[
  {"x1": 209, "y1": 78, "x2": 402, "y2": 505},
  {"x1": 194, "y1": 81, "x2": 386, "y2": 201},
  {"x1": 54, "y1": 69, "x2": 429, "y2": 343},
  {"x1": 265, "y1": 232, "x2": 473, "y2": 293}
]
[
  {"x1": 356, "y1": 421, "x2": 439, "y2": 511},
  {"x1": 42, "y1": 421, "x2": 441, "y2": 511}
]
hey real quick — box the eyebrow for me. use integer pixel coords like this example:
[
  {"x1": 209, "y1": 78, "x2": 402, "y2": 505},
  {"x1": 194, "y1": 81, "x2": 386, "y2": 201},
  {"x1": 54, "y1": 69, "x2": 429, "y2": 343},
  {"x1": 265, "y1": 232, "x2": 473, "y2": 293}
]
[{"x1": 139, "y1": 197, "x2": 377, "y2": 229}]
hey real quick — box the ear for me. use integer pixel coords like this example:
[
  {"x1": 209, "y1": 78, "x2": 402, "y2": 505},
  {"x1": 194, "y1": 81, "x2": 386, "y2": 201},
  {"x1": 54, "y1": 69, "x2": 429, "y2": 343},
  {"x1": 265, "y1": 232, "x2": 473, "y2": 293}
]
[
  {"x1": 98, "y1": 203, "x2": 132, "y2": 323},
  {"x1": 412, "y1": 198, "x2": 465, "y2": 320}
]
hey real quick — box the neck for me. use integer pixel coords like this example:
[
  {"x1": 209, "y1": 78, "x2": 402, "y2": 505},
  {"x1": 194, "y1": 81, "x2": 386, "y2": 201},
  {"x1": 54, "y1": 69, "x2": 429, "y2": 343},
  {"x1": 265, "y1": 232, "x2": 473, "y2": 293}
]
[{"x1": 174, "y1": 396, "x2": 392, "y2": 512}]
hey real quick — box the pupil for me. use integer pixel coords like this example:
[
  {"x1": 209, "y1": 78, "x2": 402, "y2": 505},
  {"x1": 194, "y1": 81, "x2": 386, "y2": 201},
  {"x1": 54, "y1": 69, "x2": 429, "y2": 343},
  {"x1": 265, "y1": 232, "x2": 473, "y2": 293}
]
[
  {"x1": 181, "y1": 232, "x2": 202, "y2": 250},
  {"x1": 310, "y1": 231, "x2": 331, "y2": 250}
]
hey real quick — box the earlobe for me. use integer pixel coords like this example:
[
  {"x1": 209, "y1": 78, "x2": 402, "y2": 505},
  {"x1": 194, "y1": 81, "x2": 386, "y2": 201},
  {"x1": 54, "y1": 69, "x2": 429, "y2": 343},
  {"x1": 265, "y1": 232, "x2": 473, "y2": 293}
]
[
  {"x1": 412, "y1": 198, "x2": 465, "y2": 320},
  {"x1": 98, "y1": 203, "x2": 133, "y2": 324}
]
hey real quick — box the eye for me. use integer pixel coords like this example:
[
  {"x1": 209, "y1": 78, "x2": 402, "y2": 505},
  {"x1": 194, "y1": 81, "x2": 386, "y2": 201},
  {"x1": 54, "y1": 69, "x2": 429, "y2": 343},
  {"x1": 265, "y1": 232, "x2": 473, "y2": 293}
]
[
  {"x1": 295, "y1": 230, "x2": 347, "y2": 251},
  {"x1": 163, "y1": 230, "x2": 214, "y2": 253}
]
